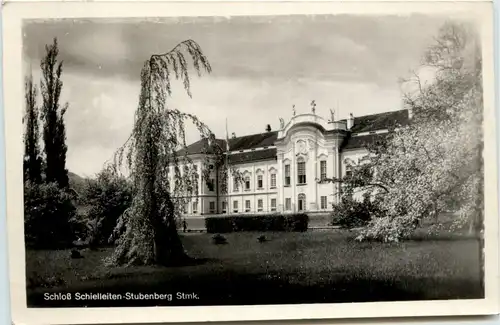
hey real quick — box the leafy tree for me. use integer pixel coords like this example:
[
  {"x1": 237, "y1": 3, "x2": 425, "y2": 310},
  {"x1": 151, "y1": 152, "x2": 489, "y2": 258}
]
[
  {"x1": 107, "y1": 40, "x2": 241, "y2": 266},
  {"x1": 323, "y1": 22, "x2": 483, "y2": 242},
  {"x1": 40, "y1": 38, "x2": 69, "y2": 189},
  {"x1": 24, "y1": 181, "x2": 76, "y2": 248},
  {"x1": 80, "y1": 166, "x2": 134, "y2": 248},
  {"x1": 23, "y1": 73, "x2": 43, "y2": 184},
  {"x1": 364, "y1": 21, "x2": 483, "y2": 240}
]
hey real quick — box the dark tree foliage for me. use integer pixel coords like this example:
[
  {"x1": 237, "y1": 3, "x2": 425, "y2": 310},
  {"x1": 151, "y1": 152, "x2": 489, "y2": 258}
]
[
  {"x1": 40, "y1": 38, "x2": 69, "y2": 189},
  {"x1": 81, "y1": 166, "x2": 134, "y2": 248},
  {"x1": 23, "y1": 73, "x2": 43, "y2": 184},
  {"x1": 24, "y1": 181, "x2": 76, "y2": 249}
]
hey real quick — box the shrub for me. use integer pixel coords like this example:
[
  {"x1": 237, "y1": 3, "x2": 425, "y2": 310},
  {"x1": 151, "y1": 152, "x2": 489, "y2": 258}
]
[
  {"x1": 205, "y1": 213, "x2": 308, "y2": 233},
  {"x1": 80, "y1": 167, "x2": 134, "y2": 247},
  {"x1": 355, "y1": 216, "x2": 417, "y2": 242},
  {"x1": 331, "y1": 195, "x2": 384, "y2": 229},
  {"x1": 257, "y1": 235, "x2": 267, "y2": 242},
  {"x1": 212, "y1": 234, "x2": 227, "y2": 245},
  {"x1": 24, "y1": 181, "x2": 76, "y2": 249}
]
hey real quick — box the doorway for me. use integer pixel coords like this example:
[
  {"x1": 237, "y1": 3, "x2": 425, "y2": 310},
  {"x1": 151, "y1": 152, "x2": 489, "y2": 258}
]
[{"x1": 298, "y1": 193, "x2": 306, "y2": 212}]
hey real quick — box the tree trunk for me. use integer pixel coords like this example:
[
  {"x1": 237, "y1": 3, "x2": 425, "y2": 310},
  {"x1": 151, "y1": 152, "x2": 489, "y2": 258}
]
[
  {"x1": 146, "y1": 116, "x2": 188, "y2": 266},
  {"x1": 151, "y1": 194, "x2": 189, "y2": 265}
]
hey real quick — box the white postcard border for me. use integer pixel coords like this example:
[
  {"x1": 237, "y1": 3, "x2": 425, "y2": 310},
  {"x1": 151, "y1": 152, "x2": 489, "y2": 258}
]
[{"x1": 2, "y1": 1, "x2": 499, "y2": 324}]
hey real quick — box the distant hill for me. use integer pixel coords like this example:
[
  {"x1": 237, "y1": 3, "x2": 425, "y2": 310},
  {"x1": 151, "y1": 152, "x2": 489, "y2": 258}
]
[{"x1": 68, "y1": 171, "x2": 89, "y2": 194}]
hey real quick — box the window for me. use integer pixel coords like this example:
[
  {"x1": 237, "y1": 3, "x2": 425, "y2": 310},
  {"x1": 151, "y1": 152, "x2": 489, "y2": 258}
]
[
  {"x1": 284, "y1": 165, "x2": 291, "y2": 186},
  {"x1": 270, "y1": 174, "x2": 277, "y2": 188},
  {"x1": 285, "y1": 198, "x2": 291, "y2": 211},
  {"x1": 209, "y1": 201, "x2": 215, "y2": 213},
  {"x1": 321, "y1": 196, "x2": 328, "y2": 209},
  {"x1": 233, "y1": 200, "x2": 239, "y2": 213},
  {"x1": 257, "y1": 199, "x2": 263, "y2": 212},
  {"x1": 245, "y1": 200, "x2": 251, "y2": 212},
  {"x1": 345, "y1": 166, "x2": 352, "y2": 178},
  {"x1": 245, "y1": 176, "x2": 251, "y2": 191},
  {"x1": 257, "y1": 175, "x2": 263, "y2": 189},
  {"x1": 297, "y1": 160, "x2": 306, "y2": 184},
  {"x1": 192, "y1": 201, "x2": 198, "y2": 214},
  {"x1": 207, "y1": 178, "x2": 215, "y2": 192},
  {"x1": 233, "y1": 178, "x2": 239, "y2": 192},
  {"x1": 184, "y1": 203, "x2": 189, "y2": 214},
  {"x1": 222, "y1": 201, "x2": 227, "y2": 213},
  {"x1": 320, "y1": 161, "x2": 327, "y2": 181},
  {"x1": 193, "y1": 179, "x2": 199, "y2": 194},
  {"x1": 270, "y1": 198, "x2": 277, "y2": 212}
]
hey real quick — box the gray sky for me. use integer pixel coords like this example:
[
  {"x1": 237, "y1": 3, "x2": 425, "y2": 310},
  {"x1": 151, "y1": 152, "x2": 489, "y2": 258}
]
[{"x1": 23, "y1": 15, "x2": 446, "y2": 176}]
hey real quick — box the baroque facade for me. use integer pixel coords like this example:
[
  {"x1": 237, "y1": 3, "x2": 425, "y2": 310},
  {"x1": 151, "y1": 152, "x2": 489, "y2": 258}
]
[{"x1": 178, "y1": 108, "x2": 410, "y2": 216}]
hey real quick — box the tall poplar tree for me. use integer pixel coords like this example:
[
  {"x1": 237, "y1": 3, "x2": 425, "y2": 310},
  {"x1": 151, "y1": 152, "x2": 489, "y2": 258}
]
[
  {"x1": 23, "y1": 73, "x2": 42, "y2": 184},
  {"x1": 40, "y1": 38, "x2": 69, "y2": 189}
]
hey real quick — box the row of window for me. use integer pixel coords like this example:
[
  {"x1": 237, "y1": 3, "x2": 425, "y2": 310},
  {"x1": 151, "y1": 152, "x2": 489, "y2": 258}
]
[
  {"x1": 285, "y1": 160, "x2": 327, "y2": 186},
  {"x1": 234, "y1": 173, "x2": 277, "y2": 192},
  {"x1": 283, "y1": 196, "x2": 329, "y2": 210},
  {"x1": 236, "y1": 160, "x2": 328, "y2": 192},
  {"x1": 186, "y1": 199, "x2": 278, "y2": 214},
  {"x1": 186, "y1": 195, "x2": 330, "y2": 214},
  {"x1": 231, "y1": 198, "x2": 278, "y2": 213},
  {"x1": 186, "y1": 160, "x2": 334, "y2": 194}
]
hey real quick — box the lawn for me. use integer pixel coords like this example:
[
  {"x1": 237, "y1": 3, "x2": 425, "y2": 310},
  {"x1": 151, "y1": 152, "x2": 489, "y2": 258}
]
[{"x1": 25, "y1": 230, "x2": 483, "y2": 307}]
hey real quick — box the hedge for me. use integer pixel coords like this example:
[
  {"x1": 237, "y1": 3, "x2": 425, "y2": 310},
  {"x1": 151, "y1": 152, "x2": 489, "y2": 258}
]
[{"x1": 205, "y1": 213, "x2": 309, "y2": 233}]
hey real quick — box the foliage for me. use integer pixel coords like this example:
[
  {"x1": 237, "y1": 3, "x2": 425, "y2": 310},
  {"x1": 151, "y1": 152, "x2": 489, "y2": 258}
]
[
  {"x1": 212, "y1": 234, "x2": 228, "y2": 245},
  {"x1": 205, "y1": 213, "x2": 309, "y2": 233},
  {"x1": 80, "y1": 166, "x2": 134, "y2": 248},
  {"x1": 24, "y1": 181, "x2": 76, "y2": 249},
  {"x1": 331, "y1": 194, "x2": 384, "y2": 229},
  {"x1": 40, "y1": 37, "x2": 69, "y2": 189},
  {"x1": 320, "y1": 22, "x2": 483, "y2": 243},
  {"x1": 23, "y1": 73, "x2": 43, "y2": 184}
]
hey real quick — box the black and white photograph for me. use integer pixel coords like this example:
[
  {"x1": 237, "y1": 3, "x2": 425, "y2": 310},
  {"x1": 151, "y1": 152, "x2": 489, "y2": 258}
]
[{"x1": 3, "y1": 1, "x2": 498, "y2": 324}]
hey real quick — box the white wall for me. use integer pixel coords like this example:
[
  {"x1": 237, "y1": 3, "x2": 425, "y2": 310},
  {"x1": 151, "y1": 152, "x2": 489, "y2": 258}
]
[
  {"x1": 225, "y1": 159, "x2": 279, "y2": 214},
  {"x1": 277, "y1": 126, "x2": 338, "y2": 212}
]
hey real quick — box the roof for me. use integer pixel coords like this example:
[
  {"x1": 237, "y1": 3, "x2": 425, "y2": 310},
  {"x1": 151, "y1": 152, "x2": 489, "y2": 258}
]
[
  {"x1": 342, "y1": 133, "x2": 391, "y2": 150},
  {"x1": 177, "y1": 131, "x2": 278, "y2": 157},
  {"x1": 345, "y1": 109, "x2": 409, "y2": 133},
  {"x1": 179, "y1": 109, "x2": 409, "y2": 163},
  {"x1": 228, "y1": 148, "x2": 277, "y2": 164},
  {"x1": 227, "y1": 131, "x2": 278, "y2": 151},
  {"x1": 176, "y1": 138, "x2": 226, "y2": 156}
]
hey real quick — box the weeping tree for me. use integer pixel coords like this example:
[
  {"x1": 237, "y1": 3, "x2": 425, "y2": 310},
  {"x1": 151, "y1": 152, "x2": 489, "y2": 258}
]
[{"x1": 106, "y1": 40, "x2": 239, "y2": 267}]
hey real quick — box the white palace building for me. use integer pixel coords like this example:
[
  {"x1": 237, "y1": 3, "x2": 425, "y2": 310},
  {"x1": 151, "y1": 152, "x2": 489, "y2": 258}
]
[{"x1": 178, "y1": 107, "x2": 410, "y2": 217}]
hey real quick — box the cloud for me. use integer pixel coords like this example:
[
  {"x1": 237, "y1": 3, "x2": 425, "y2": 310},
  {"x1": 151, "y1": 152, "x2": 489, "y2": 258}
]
[
  {"x1": 31, "y1": 65, "x2": 403, "y2": 176},
  {"x1": 24, "y1": 15, "x2": 446, "y2": 84},
  {"x1": 22, "y1": 14, "x2": 454, "y2": 175}
]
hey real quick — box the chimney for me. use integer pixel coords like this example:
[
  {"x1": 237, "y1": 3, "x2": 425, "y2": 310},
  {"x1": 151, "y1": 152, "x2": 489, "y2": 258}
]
[
  {"x1": 231, "y1": 132, "x2": 236, "y2": 139},
  {"x1": 266, "y1": 124, "x2": 272, "y2": 132},
  {"x1": 347, "y1": 113, "x2": 354, "y2": 129}
]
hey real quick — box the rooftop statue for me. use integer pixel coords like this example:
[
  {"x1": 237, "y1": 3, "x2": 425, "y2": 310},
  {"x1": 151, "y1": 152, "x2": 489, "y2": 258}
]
[{"x1": 330, "y1": 108, "x2": 335, "y2": 122}]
